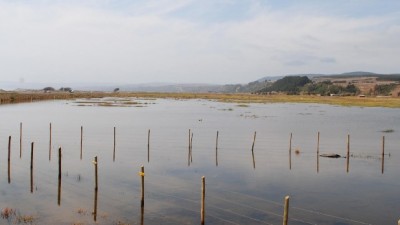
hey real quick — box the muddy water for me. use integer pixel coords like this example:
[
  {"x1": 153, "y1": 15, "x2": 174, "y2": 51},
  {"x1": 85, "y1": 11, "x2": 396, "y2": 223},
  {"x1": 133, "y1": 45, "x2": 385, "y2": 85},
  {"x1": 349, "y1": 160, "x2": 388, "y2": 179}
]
[{"x1": 0, "y1": 98, "x2": 399, "y2": 225}]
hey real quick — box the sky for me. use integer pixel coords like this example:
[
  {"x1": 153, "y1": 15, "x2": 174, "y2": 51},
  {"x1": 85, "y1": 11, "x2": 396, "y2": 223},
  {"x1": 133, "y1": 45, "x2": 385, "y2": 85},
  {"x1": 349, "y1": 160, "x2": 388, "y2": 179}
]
[{"x1": 0, "y1": 0, "x2": 399, "y2": 85}]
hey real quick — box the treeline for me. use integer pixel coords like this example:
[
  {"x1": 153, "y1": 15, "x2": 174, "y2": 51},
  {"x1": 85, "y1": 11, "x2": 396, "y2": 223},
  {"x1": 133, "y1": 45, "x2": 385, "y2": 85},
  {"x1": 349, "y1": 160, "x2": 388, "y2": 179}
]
[{"x1": 256, "y1": 76, "x2": 360, "y2": 95}]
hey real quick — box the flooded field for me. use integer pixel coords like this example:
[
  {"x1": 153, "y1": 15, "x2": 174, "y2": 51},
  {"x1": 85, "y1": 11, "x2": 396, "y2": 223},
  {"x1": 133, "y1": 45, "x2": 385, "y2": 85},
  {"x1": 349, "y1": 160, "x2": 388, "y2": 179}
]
[{"x1": 1, "y1": 98, "x2": 399, "y2": 225}]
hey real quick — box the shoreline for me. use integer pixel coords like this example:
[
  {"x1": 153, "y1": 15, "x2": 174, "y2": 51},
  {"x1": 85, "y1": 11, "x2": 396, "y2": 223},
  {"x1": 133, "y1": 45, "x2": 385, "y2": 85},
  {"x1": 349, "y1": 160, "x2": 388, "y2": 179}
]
[{"x1": 1, "y1": 91, "x2": 400, "y2": 108}]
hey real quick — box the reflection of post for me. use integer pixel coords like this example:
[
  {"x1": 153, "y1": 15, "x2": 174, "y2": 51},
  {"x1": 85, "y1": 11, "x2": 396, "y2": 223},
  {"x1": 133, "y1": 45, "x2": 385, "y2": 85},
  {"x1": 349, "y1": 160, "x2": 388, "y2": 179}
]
[
  {"x1": 251, "y1": 131, "x2": 256, "y2": 152},
  {"x1": 190, "y1": 133, "x2": 193, "y2": 162},
  {"x1": 381, "y1": 136, "x2": 385, "y2": 174},
  {"x1": 216, "y1": 131, "x2": 219, "y2": 167},
  {"x1": 188, "y1": 129, "x2": 191, "y2": 166},
  {"x1": 317, "y1": 132, "x2": 320, "y2": 154},
  {"x1": 31, "y1": 142, "x2": 34, "y2": 193},
  {"x1": 58, "y1": 147, "x2": 62, "y2": 206},
  {"x1": 113, "y1": 127, "x2": 116, "y2": 162},
  {"x1": 140, "y1": 205, "x2": 144, "y2": 225},
  {"x1": 289, "y1": 133, "x2": 292, "y2": 170},
  {"x1": 283, "y1": 196, "x2": 290, "y2": 225},
  {"x1": 140, "y1": 166, "x2": 145, "y2": 208},
  {"x1": 147, "y1": 129, "x2": 150, "y2": 163},
  {"x1": 252, "y1": 150, "x2": 256, "y2": 169},
  {"x1": 93, "y1": 156, "x2": 98, "y2": 221},
  {"x1": 201, "y1": 176, "x2": 205, "y2": 225},
  {"x1": 49, "y1": 123, "x2": 52, "y2": 161},
  {"x1": 80, "y1": 126, "x2": 83, "y2": 160},
  {"x1": 147, "y1": 129, "x2": 150, "y2": 162},
  {"x1": 346, "y1": 134, "x2": 350, "y2": 173},
  {"x1": 8, "y1": 136, "x2": 11, "y2": 184},
  {"x1": 317, "y1": 132, "x2": 320, "y2": 173},
  {"x1": 20, "y1": 122, "x2": 22, "y2": 158}
]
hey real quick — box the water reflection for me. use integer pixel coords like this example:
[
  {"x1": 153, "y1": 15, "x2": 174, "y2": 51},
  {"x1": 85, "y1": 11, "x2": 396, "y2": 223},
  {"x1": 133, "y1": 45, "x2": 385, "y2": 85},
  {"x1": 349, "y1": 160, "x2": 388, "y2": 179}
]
[
  {"x1": 140, "y1": 206, "x2": 144, "y2": 225},
  {"x1": 317, "y1": 132, "x2": 320, "y2": 173},
  {"x1": 289, "y1": 133, "x2": 292, "y2": 170},
  {"x1": 0, "y1": 99, "x2": 399, "y2": 224},
  {"x1": 49, "y1": 123, "x2": 52, "y2": 161},
  {"x1": 251, "y1": 150, "x2": 256, "y2": 169},
  {"x1": 215, "y1": 131, "x2": 219, "y2": 167}
]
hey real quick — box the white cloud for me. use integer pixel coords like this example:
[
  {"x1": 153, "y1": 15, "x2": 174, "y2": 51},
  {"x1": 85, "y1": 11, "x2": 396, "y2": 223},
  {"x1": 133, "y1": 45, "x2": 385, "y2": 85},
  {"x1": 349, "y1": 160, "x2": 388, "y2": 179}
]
[{"x1": 0, "y1": 1, "x2": 399, "y2": 84}]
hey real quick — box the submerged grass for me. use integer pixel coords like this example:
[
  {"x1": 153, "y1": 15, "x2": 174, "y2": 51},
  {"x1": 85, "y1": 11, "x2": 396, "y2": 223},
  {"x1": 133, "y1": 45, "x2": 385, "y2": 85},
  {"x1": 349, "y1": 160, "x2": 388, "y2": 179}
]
[{"x1": 1, "y1": 91, "x2": 400, "y2": 108}]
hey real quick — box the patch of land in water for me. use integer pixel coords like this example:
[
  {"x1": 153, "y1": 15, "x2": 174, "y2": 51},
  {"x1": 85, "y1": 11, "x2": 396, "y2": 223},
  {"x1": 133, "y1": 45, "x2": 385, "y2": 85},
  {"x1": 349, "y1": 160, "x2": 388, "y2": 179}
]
[{"x1": 1, "y1": 91, "x2": 400, "y2": 108}]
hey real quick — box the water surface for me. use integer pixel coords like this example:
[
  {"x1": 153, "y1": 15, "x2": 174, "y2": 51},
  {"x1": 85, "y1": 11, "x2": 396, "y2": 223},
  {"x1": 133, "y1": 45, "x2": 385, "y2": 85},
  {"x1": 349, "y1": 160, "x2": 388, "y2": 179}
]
[{"x1": 0, "y1": 98, "x2": 399, "y2": 225}]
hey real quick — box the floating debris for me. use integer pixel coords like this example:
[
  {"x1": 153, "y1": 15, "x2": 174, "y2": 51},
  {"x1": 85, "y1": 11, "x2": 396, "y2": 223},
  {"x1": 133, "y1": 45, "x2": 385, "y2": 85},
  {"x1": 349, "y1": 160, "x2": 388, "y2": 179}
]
[
  {"x1": 381, "y1": 129, "x2": 394, "y2": 133},
  {"x1": 319, "y1": 153, "x2": 341, "y2": 158}
]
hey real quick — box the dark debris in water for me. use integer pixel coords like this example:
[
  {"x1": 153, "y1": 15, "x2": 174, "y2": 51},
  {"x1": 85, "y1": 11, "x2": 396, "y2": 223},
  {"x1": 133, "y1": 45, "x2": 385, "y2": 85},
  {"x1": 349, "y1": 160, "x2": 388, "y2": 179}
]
[{"x1": 381, "y1": 129, "x2": 394, "y2": 133}]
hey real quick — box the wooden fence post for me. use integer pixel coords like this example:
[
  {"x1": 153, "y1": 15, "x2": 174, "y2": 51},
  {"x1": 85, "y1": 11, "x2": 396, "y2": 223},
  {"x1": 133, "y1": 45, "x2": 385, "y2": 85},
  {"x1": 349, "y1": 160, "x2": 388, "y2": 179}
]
[
  {"x1": 251, "y1": 131, "x2": 256, "y2": 152},
  {"x1": 58, "y1": 147, "x2": 62, "y2": 206},
  {"x1": 140, "y1": 166, "x2": 145, "y2": 207},
  {"x1": 30, "y1": 142, "x2": 34, "y2": 193},
  {"x1": 93, "y1": 156, "x2": 98, "y2": 221},
  {"x1": 283, "y1": 196, "x2": 290, "y2": 225},
  {"x1": 201, "y1": 176, "x2": 205, "y2": 225},
  {"x1": 8, "y1": 136, "x2": 11, "y2": 183}
]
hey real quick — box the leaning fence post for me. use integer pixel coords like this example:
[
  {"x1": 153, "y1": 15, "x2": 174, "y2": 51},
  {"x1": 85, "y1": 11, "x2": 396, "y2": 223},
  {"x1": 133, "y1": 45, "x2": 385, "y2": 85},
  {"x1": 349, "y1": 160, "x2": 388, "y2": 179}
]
[
  {"x1": 283, "y1": 195, "x2": 290, "y2": 225},
  {"x1": 251, "y1": 131, "x2": 256, "y2": 152}
]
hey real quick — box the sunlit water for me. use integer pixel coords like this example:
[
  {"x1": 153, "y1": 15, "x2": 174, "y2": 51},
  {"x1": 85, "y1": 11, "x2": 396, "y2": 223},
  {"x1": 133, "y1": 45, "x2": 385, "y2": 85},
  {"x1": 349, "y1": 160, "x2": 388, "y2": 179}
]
[{"x1": 0, "y1": 98, "x2": 399, "y2": 225}]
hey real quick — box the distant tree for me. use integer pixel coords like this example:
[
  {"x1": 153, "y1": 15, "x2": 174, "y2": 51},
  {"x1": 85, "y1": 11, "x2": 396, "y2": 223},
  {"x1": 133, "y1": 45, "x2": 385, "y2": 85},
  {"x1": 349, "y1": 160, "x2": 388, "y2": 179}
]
[
  {"x1": 43, "y1": 87, "x2": 55, "y2": 92},
  {"x1": 59, "y1": 87, "x2": 73, "y2": 92},
  {"x1": 113, "y1": 88, "x2": 120, "y2": 93},
  {"x1": 258, "y1": 76, "x2": 311, "y2": 94},
  {"x1": 374, "y1": 84, "x2": 396, "y2": 96}
]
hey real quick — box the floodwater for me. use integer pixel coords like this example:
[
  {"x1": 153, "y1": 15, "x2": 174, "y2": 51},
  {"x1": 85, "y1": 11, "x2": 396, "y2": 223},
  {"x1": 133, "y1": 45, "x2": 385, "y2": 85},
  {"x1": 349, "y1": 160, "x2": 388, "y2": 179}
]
[{"x1": 0, "y1": 98, "x2": 399, "y2": 225}]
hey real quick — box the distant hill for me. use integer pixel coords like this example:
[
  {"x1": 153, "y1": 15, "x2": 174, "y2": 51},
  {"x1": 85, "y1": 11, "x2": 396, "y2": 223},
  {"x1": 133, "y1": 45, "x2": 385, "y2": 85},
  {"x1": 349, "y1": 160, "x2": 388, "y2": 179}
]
[
  {"x1": 2, "y1": 71, "x2": 399, "y2": 94},
  {"x1": 314, "y1": 72, "x2": 400, "y2": 81}
]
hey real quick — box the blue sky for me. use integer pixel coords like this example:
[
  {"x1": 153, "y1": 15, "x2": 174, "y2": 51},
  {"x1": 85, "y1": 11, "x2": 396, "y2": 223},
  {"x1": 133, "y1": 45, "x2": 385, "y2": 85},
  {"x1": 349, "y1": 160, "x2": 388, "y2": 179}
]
[{"x1": 0, "y1": 0, "x2": 399, "y2": 85}]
